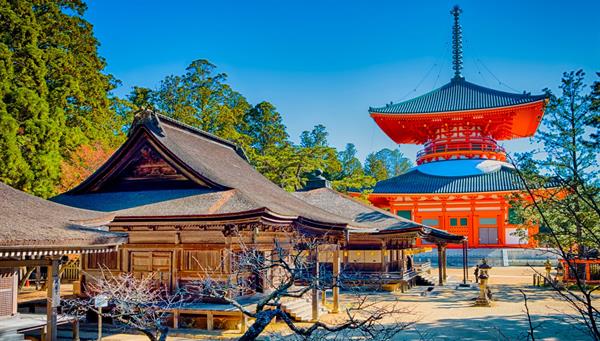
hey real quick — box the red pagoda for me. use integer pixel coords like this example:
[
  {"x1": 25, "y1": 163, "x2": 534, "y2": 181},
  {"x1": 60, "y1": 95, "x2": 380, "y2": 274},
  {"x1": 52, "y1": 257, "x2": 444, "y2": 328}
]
[{"x1": 366, "y1": 6, "x2": 547, "y2": 249}]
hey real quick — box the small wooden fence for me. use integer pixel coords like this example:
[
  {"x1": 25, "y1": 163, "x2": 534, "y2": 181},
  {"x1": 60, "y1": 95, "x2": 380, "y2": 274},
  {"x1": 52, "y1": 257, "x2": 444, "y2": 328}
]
[
  {"x1": 561, "y1": 259, "x2": 600, "y2": 284},
  {"x1": 60, "y1": 258, "x2": 81, "y2": 283}
]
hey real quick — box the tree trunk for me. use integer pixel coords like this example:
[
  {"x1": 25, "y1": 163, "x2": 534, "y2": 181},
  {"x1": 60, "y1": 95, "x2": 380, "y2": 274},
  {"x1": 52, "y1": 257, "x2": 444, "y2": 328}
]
[
  {"x1": 238, "y1": 310, "x2": 277, "y2": 341},
  {"x1": 139, "y1": 328, "x2": 158, "y2": 341},
  {"x1": 157, "y1": 326, "x2": 169, "y2": 341}
]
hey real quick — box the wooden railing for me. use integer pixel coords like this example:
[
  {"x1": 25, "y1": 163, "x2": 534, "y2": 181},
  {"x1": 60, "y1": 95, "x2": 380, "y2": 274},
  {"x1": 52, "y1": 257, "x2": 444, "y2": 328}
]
[
  {"x1": 60, "y1": 258, "x2": 80, "y2": 283},
  {"x1": 416, "y1": 137, "x2": 506, "y2": 164},
  {"x1": 414, "y1": 261, "x2": 431, "y2": 274}
]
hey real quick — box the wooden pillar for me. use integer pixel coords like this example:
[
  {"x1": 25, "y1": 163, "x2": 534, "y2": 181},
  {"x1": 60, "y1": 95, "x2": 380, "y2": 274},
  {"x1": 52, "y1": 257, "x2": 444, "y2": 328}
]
[
  {"x1": 401, "y1": 250, "x2": 406, "y2": 274},
  {"x1": 72, "y1": 319, "x2": 80, "y2": 341},
  {"x1": 46, "y1": 258, "x2": 60, "y2": 341},
  {"x1": 35, "y1": 266, "x2": 41, "y2": 290},
  {"x1": 437, "y1": 245, "x2": 443, "y2": 286},
  {"x1": 332, "y1": 245, "x2": 340, "y2": 314},
  {"x1": 381, "y1": 241, "x2": 389, "y2": 273},
  {"x1": 342, "y1": 248, "x2": 349, "y2": 270},
  {"x1": 206, "y1": 312, "x2": 214, "y2": 331},
  {"x1": 442, "y1": 245, "x2": 447, "y2": 282},
  {"x1": 240, "y1": 312, "x2": 248, "y2": 333},
  {"x1": 311, "y1": 247, "x2": 319, "y2": 322},
  {"x1": 173, "y1": 310, "x2": 179, "y2": 329},
  {"x1": 462, "y1": 240, "x2": 468, "y2": 284}
]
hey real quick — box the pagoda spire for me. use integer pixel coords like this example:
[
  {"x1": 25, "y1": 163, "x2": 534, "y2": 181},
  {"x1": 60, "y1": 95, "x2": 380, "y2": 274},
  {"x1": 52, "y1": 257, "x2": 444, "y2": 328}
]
[{"x1": 450, "y1": 5, "x2": 463, "y2": 79}]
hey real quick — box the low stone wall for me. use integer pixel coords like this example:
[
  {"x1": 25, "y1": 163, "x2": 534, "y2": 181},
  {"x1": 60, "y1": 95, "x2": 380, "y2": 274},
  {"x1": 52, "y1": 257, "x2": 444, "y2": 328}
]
[{"x1": 413, "y1": 248, "x2": 559, "y2": 267}]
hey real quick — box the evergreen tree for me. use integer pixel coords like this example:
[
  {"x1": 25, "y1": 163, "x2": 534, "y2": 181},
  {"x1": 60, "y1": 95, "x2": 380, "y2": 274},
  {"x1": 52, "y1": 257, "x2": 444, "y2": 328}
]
[
  {"x1": 372, "y1": 148, "x2": 413, "y2": 177},
  {"x1": 153, "y1": 59, "x2": 251, "y2": 145},
  {"x1": 514, "y1": 70, "x2": 599, "y2": 252},
  {"x1": 364, "y1": 153, "x2": 389, "y2": 181},
  {"x1": 0, "y1": 1, "x2": 119, "y2": 197},
  {"x1": 332, "y1": 144, "x2": 375, "y2": 192}
]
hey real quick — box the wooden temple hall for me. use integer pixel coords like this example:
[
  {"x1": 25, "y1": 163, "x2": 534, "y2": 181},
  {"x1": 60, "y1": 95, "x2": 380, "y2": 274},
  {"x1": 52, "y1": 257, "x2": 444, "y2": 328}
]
[
  {"x1": 0, "y1": 182, "x2": 126, "y2": 340},
  {"x1": 36, "y1": 109, "x2": 466, "y2": 332}
]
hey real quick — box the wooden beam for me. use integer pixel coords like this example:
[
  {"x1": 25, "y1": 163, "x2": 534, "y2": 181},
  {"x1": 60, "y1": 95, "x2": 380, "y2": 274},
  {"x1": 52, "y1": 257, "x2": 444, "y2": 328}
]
[{"x1": 0, "y1": 259, "x2": 51, "y2": 268}]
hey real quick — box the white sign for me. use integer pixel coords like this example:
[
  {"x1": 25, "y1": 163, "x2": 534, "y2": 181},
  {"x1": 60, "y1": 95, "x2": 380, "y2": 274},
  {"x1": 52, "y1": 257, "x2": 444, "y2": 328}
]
[{"x1": 94, "y1": 294, "x2": 108, "y2": 308}]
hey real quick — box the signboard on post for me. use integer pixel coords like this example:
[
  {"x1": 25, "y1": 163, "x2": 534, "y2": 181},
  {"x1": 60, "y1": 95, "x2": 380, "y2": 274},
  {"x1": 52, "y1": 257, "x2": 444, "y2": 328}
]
[
  {"x1": 94, "y1": 295, "x2": 108, "y2": 308},
  {"x1": 94, "y1": 294, "x2": 108, "y2": 341}
]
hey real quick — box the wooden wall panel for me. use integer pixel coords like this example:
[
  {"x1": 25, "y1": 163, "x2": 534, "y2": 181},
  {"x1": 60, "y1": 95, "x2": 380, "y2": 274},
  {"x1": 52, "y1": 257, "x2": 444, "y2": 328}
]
[
  {"x1": 128, "y1": 231, "x2": 177, "y2": 244},
  {"x1": 179, "y1": 231, "x2": 227, "y2": 244},
  {"x1": 182, "y1": 250, "x2": 223, "y2": 272}
]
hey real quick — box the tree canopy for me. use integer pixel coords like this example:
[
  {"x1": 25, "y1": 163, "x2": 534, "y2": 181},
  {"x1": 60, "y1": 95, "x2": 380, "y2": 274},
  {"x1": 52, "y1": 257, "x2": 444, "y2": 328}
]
[
  {"x1": 0, "y1": 2, "x2": 403, "y2": 198},
  {"x1": 0, "y1": 0, "x2": 121, "y2": 197}
]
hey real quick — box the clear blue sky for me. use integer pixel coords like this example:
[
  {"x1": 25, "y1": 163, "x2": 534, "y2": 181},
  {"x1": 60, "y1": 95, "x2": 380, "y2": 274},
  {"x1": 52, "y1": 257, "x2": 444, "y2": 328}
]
[{"x1": 86, "y1": 0, "x2": 600, "y2": 163}]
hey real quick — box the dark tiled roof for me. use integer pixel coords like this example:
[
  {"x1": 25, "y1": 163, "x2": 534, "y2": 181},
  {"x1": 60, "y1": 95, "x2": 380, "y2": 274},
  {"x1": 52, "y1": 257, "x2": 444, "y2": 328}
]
[
  {"x1": 293, "y1": 187, "x2": 419, "y2": 230},
  {"x1": 53, "y1": 189, "x2": 261, "y2": 216},
  {"x1": 294, "y1": 187, "x2": 464, "y2": 243},
  {"x1": 53, "y1": 111, "x2": 368, "y2": 230},
  {"x1": 0, "y1": 182, "x2": 126, "y2": 248},
  {"x1": 369, "y1": 78, "x2": 546, "y2": 114},
  {"x1": 372, "y1": 166, "x2": 525, "y2": 194}
]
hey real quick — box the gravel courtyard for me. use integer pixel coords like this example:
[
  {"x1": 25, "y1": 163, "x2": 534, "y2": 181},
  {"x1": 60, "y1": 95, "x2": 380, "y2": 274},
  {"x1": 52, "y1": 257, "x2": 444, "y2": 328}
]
[{"x1": 82, "y1": 266, "x2": 590, "y2": 341}]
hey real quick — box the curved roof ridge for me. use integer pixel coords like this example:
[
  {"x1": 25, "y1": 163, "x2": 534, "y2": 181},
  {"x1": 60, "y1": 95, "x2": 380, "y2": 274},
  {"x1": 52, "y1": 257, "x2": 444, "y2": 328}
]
[
  {"x1": 369, "y1": 78, "x2": 547, "y2": 114},
  {"x1": 155, "y1": 113, "x2": 249, "y2": 161},
  {"x1": 371, "y1": 165, "x2": 527, "y2": 194}
]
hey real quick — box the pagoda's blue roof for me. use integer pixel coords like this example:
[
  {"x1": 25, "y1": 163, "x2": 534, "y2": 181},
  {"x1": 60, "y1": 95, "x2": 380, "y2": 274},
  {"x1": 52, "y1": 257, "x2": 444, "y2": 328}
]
[
  {"x1": 369, "y1": 78, "x2": 546, "y2": 114},
  {"x1": 372, "y1": 164, "x2": 526, "y2": 194}
]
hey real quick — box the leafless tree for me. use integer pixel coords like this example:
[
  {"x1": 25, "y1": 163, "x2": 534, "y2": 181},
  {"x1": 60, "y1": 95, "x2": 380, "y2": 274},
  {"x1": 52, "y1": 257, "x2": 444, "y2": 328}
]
[
  {"x1": 63, "y1": 267, "x2": 183, "y2": 341},
  {"x1": 188, "y1": 230, "x2": 414, "y2": 340}
]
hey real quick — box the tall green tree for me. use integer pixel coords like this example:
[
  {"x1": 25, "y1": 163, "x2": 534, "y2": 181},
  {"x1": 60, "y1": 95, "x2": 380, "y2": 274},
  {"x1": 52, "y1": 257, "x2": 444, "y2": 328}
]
[
  {"x1": 152, "y1": 59, "x2": 251, "y2": 145},
  {"x1": 0, "y1": 0, "x2": 119, "y2": 197},
  {"x1": 298, "y1": 124, "x2": 341, "y2": 179},
  {"x1": 243, "y1": 101, "x2": 288, "y2": 155},
  {"x1": 364, "y1": 153, "x2": 389, "y2": 181},
  {"x1": 363, "y1": 148, "x2": 412, "y2": 181},
  {"x1": 372, "y1": 148, "x2": 413, "y2": 177},
  {"x1": 331, "y1": 143, "x2": 375, "y2": 192}
]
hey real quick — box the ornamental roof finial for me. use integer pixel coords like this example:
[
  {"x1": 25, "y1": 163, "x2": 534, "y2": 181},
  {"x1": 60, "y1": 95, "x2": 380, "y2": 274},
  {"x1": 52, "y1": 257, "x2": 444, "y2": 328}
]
[{"x1": 451, "y1": 5, "x2": 463, "y2": 80}]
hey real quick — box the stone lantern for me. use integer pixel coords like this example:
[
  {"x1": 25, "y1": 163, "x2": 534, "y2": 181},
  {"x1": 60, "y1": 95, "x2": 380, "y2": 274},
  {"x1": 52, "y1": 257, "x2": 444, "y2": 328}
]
[
  {"x1": 544, "y1": 259, "x2": 553, "y2": 280},
  {"x1": 555, "y1": 261, "x2": 564, "y2": 285},
  {"x1": 474, "y1": 258, "x2": 492, "y2": 307}
]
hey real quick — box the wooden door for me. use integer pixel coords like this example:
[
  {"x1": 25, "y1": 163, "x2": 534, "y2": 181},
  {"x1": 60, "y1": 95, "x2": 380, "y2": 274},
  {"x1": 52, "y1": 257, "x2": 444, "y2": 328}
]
[{"x1": 129, "y1": 251, "x2": 172, "y2": 288}]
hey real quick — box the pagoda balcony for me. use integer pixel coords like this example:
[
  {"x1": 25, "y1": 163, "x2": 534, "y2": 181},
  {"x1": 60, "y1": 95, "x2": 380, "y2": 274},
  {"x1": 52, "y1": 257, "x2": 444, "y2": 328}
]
[{"x1": 416, "y1": 137, "x2": 506, "y2": 165}]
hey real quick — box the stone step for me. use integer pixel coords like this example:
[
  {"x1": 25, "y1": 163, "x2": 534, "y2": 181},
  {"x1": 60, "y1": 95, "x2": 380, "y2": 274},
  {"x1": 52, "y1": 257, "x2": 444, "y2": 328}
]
[{"x1": 281, "y1": 298, "x2": 327, "y2": 322}]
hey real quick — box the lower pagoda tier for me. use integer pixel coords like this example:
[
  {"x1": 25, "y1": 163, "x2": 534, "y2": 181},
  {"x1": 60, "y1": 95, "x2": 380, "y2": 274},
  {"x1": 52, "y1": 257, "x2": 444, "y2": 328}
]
[{"x1": 364, "y1": 159, "x2": 537, "y2": 249}]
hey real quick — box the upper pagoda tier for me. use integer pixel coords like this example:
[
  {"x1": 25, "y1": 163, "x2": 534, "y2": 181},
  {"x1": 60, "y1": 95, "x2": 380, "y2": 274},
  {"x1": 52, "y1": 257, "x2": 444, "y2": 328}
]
[
  {"x1": 369, "y1": 6, "x2": 547, "y2": 166},
  {"x1": 369, "y1": 77, "x2": 547, "y2": 144}
]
